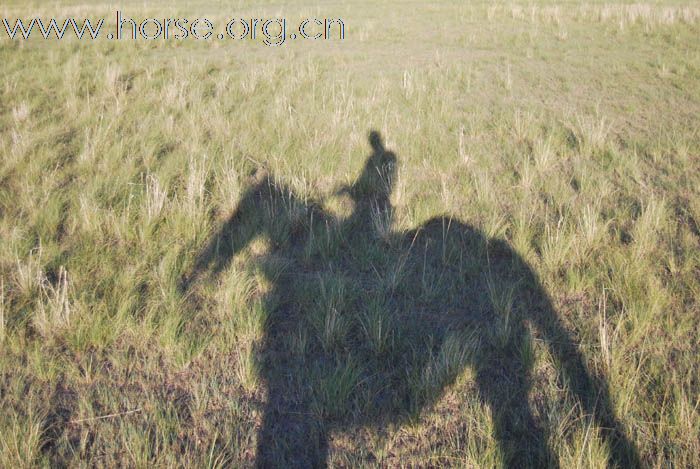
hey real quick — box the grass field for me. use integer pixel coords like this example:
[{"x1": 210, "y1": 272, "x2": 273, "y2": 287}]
[{"x1": 1, "y1": 1, "x2": 699, "y2": 467}]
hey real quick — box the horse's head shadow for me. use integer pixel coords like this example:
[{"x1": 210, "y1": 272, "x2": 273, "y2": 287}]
[{"x1": 182, "y1": 131, "x2": 640, "y2": 468}]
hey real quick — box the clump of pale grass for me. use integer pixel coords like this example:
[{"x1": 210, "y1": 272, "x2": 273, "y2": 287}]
[
  {"x1": 541, "y1": 216, "x2": 574, "y2": 273},
  {"x1": 162, "y1": 78, "x2": 189, "y2": 110},
  {"x1": 458, "y1": 125, "x2": 468, "y2": 164},
  {"x1": 522, "y1": 4, "x2": 700, "y2": 29},
  {"x1": 144, "y1": 174, "x2": 168, "y2": 223},
  {"x1": 591, "y1": 4, "x2": 700, "y2": 30},
  {"x1": 533, "y1": 135, "x2": 555, "y2": 173},
  {"x1": 574, "y1": 113, "x2": 612, "y2": 155},
  {"x1": 104, "y1": 64, "x2": 124, "y2": 98},
  {"x1": 402, "y1": 69, "x2": 413, "y2": 97},
  {"x1": 13, "y1": 249, "x2": 44, "y2": 300},
  {"x1": 173, "y1": 154, "x2": 212, "y2": 240},
  {"x1": 632, "y1": 197, "x2": 666, "y2": 260},
  {"x1": 511, "y1": 110, "x2": 537, "y2": 143},
  {"x1": 77, "y1": 194, "x2": 102, "y2": 235},
  {"x1": 213, "y1": 157, "x2": 242, "y2": 209},
  {"x1": 484, "y1": 210, "x2": 508, "y2": 240},
  {"x1": 575, "y1": 203, "x2": 611, "y2": 259},
  {"x1": 9, "y1": 128, "x2": 27, "y2": 161},
  {"x1": 559, "y1": 419, "x2": 610, "y2": 468},
  {"x1": 517, "y1": 159, "x2": 536, "y2": 192},
  {"x1": 78, "y1": 117, "x2": 113, "y2": 163},
  {"x1": 11, "y1": 102, "x2": 29, "y2": 124},
  {"x1": 0, "y1": 409, "x2": 46, "y2": 468},
  {"x1": 34, "y1": 266, "x2": 72, "y2": 338}
]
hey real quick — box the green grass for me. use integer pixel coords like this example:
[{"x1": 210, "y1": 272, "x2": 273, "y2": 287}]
[{"x1": 1, "y1": 1, "x2": 700, "y2": 467}]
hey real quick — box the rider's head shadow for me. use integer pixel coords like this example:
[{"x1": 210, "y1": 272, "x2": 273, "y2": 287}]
[
  {"x1": 335, "y1": 131, "x2": 397, "y2": 235},
  {"x1": 349, "y1": 130, "x2": 397, "y2": 204},
  {"x1": 182, "y1": 130, "x2": 640, "y2": 468}
]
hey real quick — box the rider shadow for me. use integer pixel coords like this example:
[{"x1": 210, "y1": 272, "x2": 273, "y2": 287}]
[{"x1": 182, "y1": 131, "x2": 640, "y2": 468}]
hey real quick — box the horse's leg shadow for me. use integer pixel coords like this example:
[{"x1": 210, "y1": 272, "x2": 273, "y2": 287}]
[
  {"x1": 474, "y1": 325, "x2": 559, "y2": 468},
  {"x1": 254, "y1": 298, "x2": 329, "y2": 469},
  {"x1": 255, "y1": 385, "x2": 328, "y2": 468}
]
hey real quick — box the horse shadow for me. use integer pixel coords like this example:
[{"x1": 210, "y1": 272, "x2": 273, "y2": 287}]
[{"x1": 182, "y1": 131, "x2": 640, "y2": 468}]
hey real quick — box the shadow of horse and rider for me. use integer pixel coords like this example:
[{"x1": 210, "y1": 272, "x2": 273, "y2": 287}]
[{"x1": 182, "y1": 131, "x2": 640, "y2": 468}]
